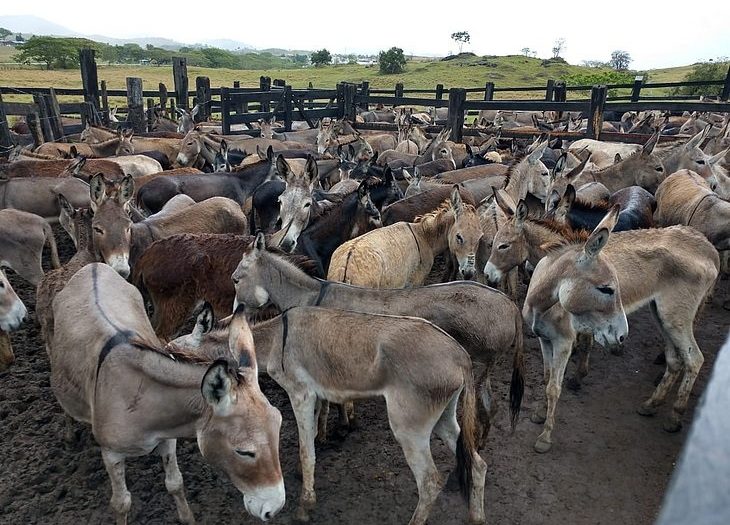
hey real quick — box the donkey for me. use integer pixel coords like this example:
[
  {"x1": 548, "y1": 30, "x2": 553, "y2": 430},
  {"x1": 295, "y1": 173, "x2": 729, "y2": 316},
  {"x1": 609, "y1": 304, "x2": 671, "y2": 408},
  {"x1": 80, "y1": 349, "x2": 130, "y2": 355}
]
[
  {"x1": 132, "y1": 233, "x2": 317, "y2": 339},
  {"x1": 0, "y1": 269, "x2": 27, "y2": 371},
  {"x1": 657, "y1": 126, "x2": 729, "y2": 189},
  {"x1": 0, "y1": 209, "x2": 60, "y2": 285},
  {"x1": 80, "y1": 124, "x2": 180, "y2": 164},
  {"x1": 175, "y1": 306, "x2": 488, "y2": 525},
  {"x1": 0, "y1": 174, "x2": 90, "y2": 222},
  {"x1": 329, "y1": 187, "x2": 482, "y2": 285},
  {"x1": 654, "y1": 169, "x2": 730, "y2": 251},
  {"x1": 487, "y1": 203, "x2": 719, "y2": 452},
  {"x1": 232, "y1": 234, "x2": 524, "y2": 446},
  {"x1": 50, "y1": 264, "x2": 284, "y2": 524}
]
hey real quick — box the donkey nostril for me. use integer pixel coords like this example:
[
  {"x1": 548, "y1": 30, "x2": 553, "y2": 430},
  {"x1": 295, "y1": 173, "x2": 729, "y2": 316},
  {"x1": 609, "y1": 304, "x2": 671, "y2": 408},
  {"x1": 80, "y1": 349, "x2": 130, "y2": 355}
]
[
  {"x1": 619, "y1": 335, "x2": 625, "y2": 343},
  {"x1": 264, "y1": 511, "x2": 272, "y2": 520}
]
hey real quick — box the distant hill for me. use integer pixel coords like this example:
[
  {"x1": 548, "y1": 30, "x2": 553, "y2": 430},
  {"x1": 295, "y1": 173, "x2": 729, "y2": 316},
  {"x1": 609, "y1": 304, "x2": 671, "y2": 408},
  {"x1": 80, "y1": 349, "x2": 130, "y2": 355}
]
[{"x1": 0, "y1": 15, "x2": 77, "y2": 37}]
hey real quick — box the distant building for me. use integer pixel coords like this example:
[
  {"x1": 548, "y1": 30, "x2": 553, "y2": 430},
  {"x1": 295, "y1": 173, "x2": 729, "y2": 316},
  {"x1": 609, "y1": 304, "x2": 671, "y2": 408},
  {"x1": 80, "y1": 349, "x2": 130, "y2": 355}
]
[{"x1": 1, "y1": 35, "x2": 22, "y2": 47}]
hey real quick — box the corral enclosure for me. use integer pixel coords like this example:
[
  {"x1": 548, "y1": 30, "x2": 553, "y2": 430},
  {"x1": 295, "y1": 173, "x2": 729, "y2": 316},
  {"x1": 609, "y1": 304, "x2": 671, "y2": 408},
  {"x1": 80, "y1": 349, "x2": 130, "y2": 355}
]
[{"x1": 1, "y1": 48, "x2": 730, "y2": 525}]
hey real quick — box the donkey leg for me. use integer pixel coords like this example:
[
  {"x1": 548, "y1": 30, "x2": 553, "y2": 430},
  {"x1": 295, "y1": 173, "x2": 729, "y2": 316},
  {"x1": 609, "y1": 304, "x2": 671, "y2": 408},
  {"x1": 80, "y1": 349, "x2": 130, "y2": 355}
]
[
  {"x1": 387, "y1": 404, "x2": 441, "y2": 525},
  {"x1": 474, "y1": 370, "x2": 493, "y2": 447},
  {"x1": 157, "y1": 439, "x2": 195, "y2": 524},
  {"x1": 535, "y1": 337, "x2": 573, "y2": 453},
  {"x1": 315, "y1": 399, "x2": 329, "y2": 444},
  {"x1": 566, "y1": 333, "x2": 592, "y2": 391},
  {"x1": 530, "y1": 338, "x2": 553, "y2": 425},
  {"x1": 101, "y1": 449, "x2": 132, "y2": 525},
  {"x1": 664, "y1": 331, "x2": 704, "y2": 433},
  {"x1": 290, "y1": 392, "x2": 318, "y2": 523},
  {"x1": 0, "y1": 331, "x2": 15, "y2": 372}
]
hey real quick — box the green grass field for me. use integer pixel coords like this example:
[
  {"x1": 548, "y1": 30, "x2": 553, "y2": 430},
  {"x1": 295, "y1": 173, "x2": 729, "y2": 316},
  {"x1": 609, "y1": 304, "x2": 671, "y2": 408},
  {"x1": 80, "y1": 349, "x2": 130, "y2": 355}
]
[{"x1": 0, "y1": 50, "x2": 696, "y2": 114}]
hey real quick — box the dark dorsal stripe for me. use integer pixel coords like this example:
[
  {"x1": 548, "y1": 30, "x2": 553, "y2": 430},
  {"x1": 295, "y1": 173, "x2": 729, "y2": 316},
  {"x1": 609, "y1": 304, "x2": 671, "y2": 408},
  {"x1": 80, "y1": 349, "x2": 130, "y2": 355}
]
[
  {"x1": 407, "y1": 223, "x2": 423, "y2": 265},
  {"x1": 96, "y1": 330, "x2": 136, "y2": 375},
  {"x1": 281, "y1": 311, "x2": 290, "y2": 372},
  {"x1": 313, "y1": 281, "x2": 331, "y2": 306}
]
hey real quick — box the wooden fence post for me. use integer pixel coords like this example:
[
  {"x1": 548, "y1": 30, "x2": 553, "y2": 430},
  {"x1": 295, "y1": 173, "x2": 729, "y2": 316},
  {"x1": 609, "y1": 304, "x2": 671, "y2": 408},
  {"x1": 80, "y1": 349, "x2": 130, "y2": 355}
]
[
  {"x1": 195, "y1": 76, "x2": 211, "y2": 122},
  {"x1": 336, "y1": 83, "x2": 345, "y2": 118},
  {"x1": 359, "y1": 81, "x2": 369, "y2": 111},
  {"x1": 100, "y1": 80, "x2": 110, "y2": 125},
  {"x1": 46, "y1": 88, "x2": 64, "y2": 141},
  {"x1": 545, "y1": 79, "x2": 555, "y2": 101},
  {"x1": 172, "y1": 57, "x2": 189, "y2": 111},
  {"x1": 343, "y1": 83, "x2": 357, "y2": 121},
  {"x1": 720, "y1": 65, "x2": 730, "y2": 102},
  {"x1": 220, "y1": 87, "x2": 231, "y2": 135},
  {"x1": 233, "y1": 81, "x2": 243, "y2": 115},
  {"x1": 554, "y1": 81, "x2": 567, "y2": 119},
  {"x1": 146, "y1": 98, "x2": 155, "y2": 132},
  {"x1": 447, "y1": 88, "x2": 466, "y2": 143},
  {"x1": 27, "y1": 112, "x2": 44, "y2": 147},
  {"x1": 586, "y1": 85, "x2": 607, "y2": 140},
  {"x1": 631, "y1": 76, "x2": 644, "y2": 102},
  {"x1": 79, "y1": 48, "x2": 100, "y2": 117},
  {"x1": 169, "y1": 99, "x2": 176, "y2": 121},
  {"x1": 126, "y1": 77, "x2": 146, "y2": 134},
  {"x1": 435, "y1": 84, "x2": 444, "y2": 102},
  {"x1": 33, "y1": 93, "x2": 53, "y2": 143},
  {"x1": 159, "y1": 83, "x2": 168, "y2": 116},
  {"x1": 307, "y1": 81, "x2": 315, "y2": 110},
  {"x1": 273, "y1": 79, "x2": 285, "y2": 88},
  {"x1": 260, "y1": 76, "x2": 271, "y2": 113},
  {"x1": 395, "y1": 83, "x2": 404, "y2": 99},
  {"x1": 283, "y1": 85, "x2": 293, "y2": 132},
  {"x1": 484, "y1": 82, "x2": 494, "y2": 101},
  {"x1": 0, "y1": 93, "x2": 13, "y2": 154}
]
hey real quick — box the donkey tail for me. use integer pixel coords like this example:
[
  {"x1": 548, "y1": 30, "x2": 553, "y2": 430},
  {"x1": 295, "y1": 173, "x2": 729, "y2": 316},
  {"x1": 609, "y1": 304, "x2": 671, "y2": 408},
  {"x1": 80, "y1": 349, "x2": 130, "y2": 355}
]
[
  {"x1": 509, "y1": 311, "x2": 525, "y2": 431},
  {"x1": 43, "y1": 222, "x2": 61, "y2": 269},
  {"x1": 456, "y1": 367, "x2": 478, "y2": 501}
]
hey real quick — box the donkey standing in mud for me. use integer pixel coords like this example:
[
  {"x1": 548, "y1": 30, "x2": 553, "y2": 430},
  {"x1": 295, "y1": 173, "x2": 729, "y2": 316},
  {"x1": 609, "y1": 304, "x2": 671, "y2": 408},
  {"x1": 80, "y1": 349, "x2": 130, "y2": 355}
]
[
  {"x1": 232, "y1": 233, "x2": 524, "y2": 446},
  {"x1": 49, "y1": 264, "x2": 285, "y2": 524},
  {"x1": 174, "y1": 304, "x2": 489, "y2": 525},
  {"x1": 486, "y1": 202, "x2": 720, "y2": 452}
]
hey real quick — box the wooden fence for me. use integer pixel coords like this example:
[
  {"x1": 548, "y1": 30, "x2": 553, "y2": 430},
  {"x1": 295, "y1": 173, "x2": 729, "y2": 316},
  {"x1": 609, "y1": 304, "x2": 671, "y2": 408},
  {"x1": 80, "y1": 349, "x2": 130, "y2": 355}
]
[{"x1": 1, "y1": 49, "x2": 730, "y2": 154}]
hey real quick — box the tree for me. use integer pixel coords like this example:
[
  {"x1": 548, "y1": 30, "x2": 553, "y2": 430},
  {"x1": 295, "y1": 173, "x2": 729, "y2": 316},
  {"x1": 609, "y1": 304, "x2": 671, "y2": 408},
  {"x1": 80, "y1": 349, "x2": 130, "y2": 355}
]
[
  {"x1": 673, "y1": 58, "x2": 730, "y2": 97},
  {"x1": 520, "y1": 47, "x2": 532, "y2": 57},
  {"x1": 552, "y1": 38, "x2": 566, "y2": 58},
  {"x1": 0, "y1": 27, "x2": 11, "y2": 39},
  {"x1": 450, "y1": 31, "x2": 471, "y2": 54},
  {"x1": 609, "y1": 50, "x2": 632, "y2": 71},
  {"x1": 378, "y1": 47, "x2": 407, "y2": 74},
  {"x1": 310, "y1": 49, "x2": 331, "y2": 67},
  {"x1": 292, "y1": 54, "x2": 309, "y2": 66},
  {"x1": 14, "y1": 36, "x2": 94, "y2": 69}
]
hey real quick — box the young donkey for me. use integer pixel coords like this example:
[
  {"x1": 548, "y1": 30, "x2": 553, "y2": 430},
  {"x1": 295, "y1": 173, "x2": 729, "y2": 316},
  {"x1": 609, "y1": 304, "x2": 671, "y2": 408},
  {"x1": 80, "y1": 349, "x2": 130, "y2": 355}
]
[
  {"x1": 49, "y1": 264, "x2": 284, "y2": 524},
  {"x1": 486, "y1": 202, "x2": 719, "y2": 452},
  {"x1": 174, "y1": 304, "x2": 488, "y2": 525}
]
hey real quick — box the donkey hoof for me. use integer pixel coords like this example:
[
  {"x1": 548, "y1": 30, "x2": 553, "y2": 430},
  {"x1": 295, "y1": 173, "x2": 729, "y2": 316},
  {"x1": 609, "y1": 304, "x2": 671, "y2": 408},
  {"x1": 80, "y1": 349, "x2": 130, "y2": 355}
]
[
  {"x1": 530, "y1": 407, "x2": 547, "y2": 424},
  {"x1": 468, "y1": 513, "x2": 487, "y2": 525},
  {"x1": 534, "y1": 436, "x2": 552, "y2": 454},
  {"x1": 663, "y1": 419, "x2": 683, "y2": 433},
  {"x1": 293, "y1": 507, "x2": 311, "y2": 523},
  {"x1": 637, "y1": 404, "x2": 657, "y2": 417},
  {"x1": 565, "y1": 377, "x2": 582, "y2": 392}
]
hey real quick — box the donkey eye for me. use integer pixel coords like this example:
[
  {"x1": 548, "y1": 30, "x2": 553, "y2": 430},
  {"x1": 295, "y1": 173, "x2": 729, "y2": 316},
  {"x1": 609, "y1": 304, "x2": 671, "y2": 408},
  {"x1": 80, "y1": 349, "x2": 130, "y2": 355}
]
[
  {"x1": 696, "y1": 160, "x2": 705, "y2": 165},
  {"x1": 0, "y1": 281, "x2": 5, "y2": 289},
  {"x1": 93, "y1": 227, "x2": 104, "y2": 234},
  {"x1": 498, "y1": 243, "x2": 510, "y2": 250},
  {"x1": 304, "y1": 202, "x2": 311, "y2": 208},
  {"x1": 655, "y1": 166, "x2": 663, "y2": 172},
  {"x1": 596, "y1": 286, "x2": 614, "y2": 295},
  {"x1": 235, "y1": 449, "x2": 256, "y2": 459},
  {"x1": 456, "y1": 233, "x2": 464, "y2": 244}
]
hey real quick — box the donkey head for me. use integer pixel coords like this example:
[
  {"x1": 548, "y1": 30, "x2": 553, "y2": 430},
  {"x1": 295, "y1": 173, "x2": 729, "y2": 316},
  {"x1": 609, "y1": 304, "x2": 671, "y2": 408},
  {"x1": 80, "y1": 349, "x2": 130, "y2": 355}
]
[
  {"x1": 524, "y1": 205, "x2": 628, "y2": 347},
  {"x1": 259, "y1": 117, "x2": 276, "y2": 140},
  {"x1": 115, "y1": 129, "x2": 135, "y2": 156},
  {"x1": 176, "y1": 104, "x2": 200, "y2": 134},
  {"x1": 448, "y1": 186, "x2": 483, "y2": 280},
  {"x1": 353, "y1": 181, "x2": 382, "y2": 236},
  {"x1": 193, "y1": 307, "x2": 285, "y2": 521},
  {"x1": 88, "y1": 174, "x2": 134, "y2": 278},
  {"x1": 277, "y1": 155, "x2": 318, "y2": 253},
  {"x1": 0, "y1": 269, "x2": 26, "y2": 332},
  {"x1": 483, "y1": 192, "x2": 529, "y2": 286}
]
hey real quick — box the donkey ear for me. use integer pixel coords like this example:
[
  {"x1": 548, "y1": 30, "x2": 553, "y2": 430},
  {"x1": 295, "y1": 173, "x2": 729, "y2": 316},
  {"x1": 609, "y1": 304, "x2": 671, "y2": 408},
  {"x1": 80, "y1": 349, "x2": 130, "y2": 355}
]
[
  {"x1": 563, "y1": 184, "x2": 576, "y2": 206},
  {"x1": 89, "y1": 174, "x2": 106, "y2": 210},
  {"x1": 614, "y1": 153, "x2": 622, "y2": 164},
  {"x1": 642, "y1": 128, "x2": 660, "y2": 155},
  {"x1": 584, "y1": 204, "x2": 620, "y2": 259},
  {"x1": 201, "y1": 359, "x2": 236, "y2": 415},
  {"x1": 276, "y1": 155, "x2": 290, "y2": 180},
  {"x1": 267, "y1": 145, "x2": 274, "y2": 162},
  {"x1": 189, "y1": 301, "x2": 215, "y2": 345},
  {"x1": 450, "y1": 185, "x2": 463, "y2": 214},
  {"x1": 229, "y1": 304, "x2": 256, "y2": 373},
  {"x1": 546, "y1": 189, "x2": 561, "y2": 213},
  {"x1": 305, "y1": 155, "x2": 318, "y2": 186},
  {"x1": 515, "y1": 200, "x2": 528, "y2": 227},
  {"x1": 220, "y1": 139, "x2": 228, "y2": 156},
  {"x1": 527, "y1": 140, "x2": 548, "y2": 164},
  {"x1": 493, "y1": 187, "x2": 515, "y2": 217},
  {"x1": 118, "y1": 175, "x2": 135, "y2": 205},
  {"x1": 57, "y1": 193, "x2": 75, "y2": 218},
  {"x1": 254, "y1": 231, "x2": 266, "y2": 253},
  {"x1": 256, "y1": 145, "x2": 266, "y2": 160},
  {"x1": 552, "y1": 152, "x2": 567, "y2": 180},
  {"x1": 402, "y1": 169, "x2": 413, "y2": 183}
]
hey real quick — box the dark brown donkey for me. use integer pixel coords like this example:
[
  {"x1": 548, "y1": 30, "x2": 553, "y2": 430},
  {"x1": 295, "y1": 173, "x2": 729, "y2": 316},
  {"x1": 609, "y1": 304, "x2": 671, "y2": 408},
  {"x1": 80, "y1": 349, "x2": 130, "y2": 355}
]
[{"x1": 132, "y1": 233, "x2": 317, "y2": 340}]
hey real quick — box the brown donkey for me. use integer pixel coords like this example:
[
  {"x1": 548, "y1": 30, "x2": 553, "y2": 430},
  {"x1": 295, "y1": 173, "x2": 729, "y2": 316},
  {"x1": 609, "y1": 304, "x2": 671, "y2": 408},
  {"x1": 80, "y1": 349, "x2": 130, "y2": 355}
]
[
  {"x1": 501, "y1": 206, "x2": 719, "y2": 452},
  {"x1": 50, "y1": 264, "x2": 284, "y2": 524},
  {"x1": 328, "y1": 186, "x2": 483, "y2": 285},
  {"x1": 174, "y1": 305, "x2": 488, "y2": 525}
]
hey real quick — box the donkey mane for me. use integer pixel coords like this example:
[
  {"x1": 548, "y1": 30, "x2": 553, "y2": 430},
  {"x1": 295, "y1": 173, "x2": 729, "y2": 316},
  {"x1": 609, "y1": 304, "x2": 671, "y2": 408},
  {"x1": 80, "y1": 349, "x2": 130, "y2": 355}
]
[
  {"x1": 249, "y1": 243, "x2": 320, "y2": 276},
  {"x1": 590, "y1": 149, "x2": 644, "y2": 174},
  {"x1": 571, "y1": 197, "x2": 611, "y2": 213},
  {"x1": 529, "y1": 217, "x2": 591, "y2": 245},
  {"x1": 503, "y1": 152, "x2": 529, "y2": 186},
  {"x1": 414, "y1": 198, "x2": 476, "y2": 224}
]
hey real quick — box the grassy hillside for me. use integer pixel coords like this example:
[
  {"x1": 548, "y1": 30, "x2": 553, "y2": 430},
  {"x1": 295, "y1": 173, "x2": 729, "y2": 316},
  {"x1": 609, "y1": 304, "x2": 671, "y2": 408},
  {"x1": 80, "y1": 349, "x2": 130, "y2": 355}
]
[{"x1": 0, "y1": 51, "x2": 695, "y2": 108}]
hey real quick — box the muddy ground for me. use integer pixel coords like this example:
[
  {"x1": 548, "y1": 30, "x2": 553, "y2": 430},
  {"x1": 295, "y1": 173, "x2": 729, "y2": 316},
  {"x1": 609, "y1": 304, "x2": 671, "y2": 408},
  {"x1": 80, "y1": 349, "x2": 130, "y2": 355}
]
[{"x1": 0, "y1": 227, "x2": 728, "y2": 525}]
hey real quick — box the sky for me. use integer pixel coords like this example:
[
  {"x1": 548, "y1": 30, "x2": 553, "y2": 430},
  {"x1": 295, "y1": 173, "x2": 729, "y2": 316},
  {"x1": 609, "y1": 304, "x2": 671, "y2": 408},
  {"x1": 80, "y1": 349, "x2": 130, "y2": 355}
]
[{"x1": 2, "y1": 1, "x2": 729, "y2": 69}]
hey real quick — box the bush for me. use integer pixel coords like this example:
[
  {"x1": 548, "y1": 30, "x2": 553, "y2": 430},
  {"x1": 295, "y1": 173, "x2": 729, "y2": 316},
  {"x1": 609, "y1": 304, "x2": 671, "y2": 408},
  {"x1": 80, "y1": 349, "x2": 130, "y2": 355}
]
[
  {"x1": 673, "y1": 59, "x2": 729, "y2": 97},
  {"x1": 562, "y1": 70, "x2": 636, "y2": 97},
  {"x1": 379, "y1": 47, "x2": 407, "y2": 74}
]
